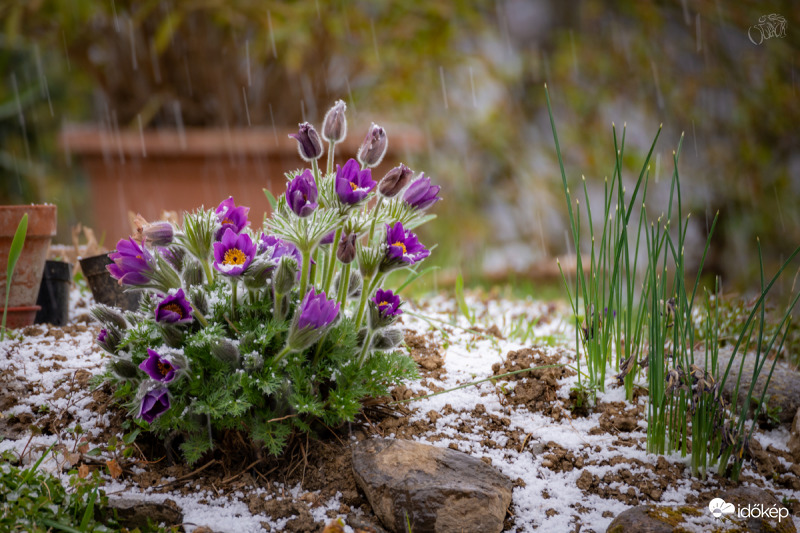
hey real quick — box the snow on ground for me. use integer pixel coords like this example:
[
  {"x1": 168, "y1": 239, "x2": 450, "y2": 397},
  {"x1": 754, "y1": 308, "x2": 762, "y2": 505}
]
[{"x1": 1, "y1": 286, "x2": 799, "y2": 532}]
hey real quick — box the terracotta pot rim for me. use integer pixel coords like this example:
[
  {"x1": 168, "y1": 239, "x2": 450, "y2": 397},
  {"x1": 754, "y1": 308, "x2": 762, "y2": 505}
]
[
  {"x1": 2, "y1": 305, "x2": 42, "y2": 312},
  {"x1": 0, "y1": 204, "x2": 58, "y2": 238}
]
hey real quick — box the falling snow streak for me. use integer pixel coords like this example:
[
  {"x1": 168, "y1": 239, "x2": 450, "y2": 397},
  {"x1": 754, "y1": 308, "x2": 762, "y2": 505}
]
[
  {"x1": 245, "y1": 40, "x2": 251, "y2": 87},
  {"x1": 469, "y1": 66, "x2": 477, "y2": 108},
  {"x1": 242, "y1": 87, "x2": 251, "y2": 127},
  {"x1": 173, "y1": 101, "x2": 186, "y2": 150},
  {"x1": 370, "y1": 19, "x2": 380, "y2": 64},
  {"x1": 128, "y1": 17, "x2": 138, "y2": 70},
  {"x1": 269, "y1": 103, "x2": 278, "y2": 146},
  {"x1": 439, "y1": 66, "x2": 448, "y2": 110},
  {"x1": 267, "y1": 11, "x2": 277, "y2": 58},
  {"x1": 150, "y1": 39, "x2": 161, "y2": 84},
  {"x1": 33, "y1": 44, "x2": 53, "y2": 117},
  {"x1": 137, "y1": 115, "x2": 147, "y2": 158}
]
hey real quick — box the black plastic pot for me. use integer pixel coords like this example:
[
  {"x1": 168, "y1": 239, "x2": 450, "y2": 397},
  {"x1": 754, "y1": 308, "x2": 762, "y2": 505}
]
[
  {"x1": 79, "y1": 253, "x2": 141, "y2": 311},
  {"x1": 35, "y1": 260, "x2": 73, "y2": 326}
]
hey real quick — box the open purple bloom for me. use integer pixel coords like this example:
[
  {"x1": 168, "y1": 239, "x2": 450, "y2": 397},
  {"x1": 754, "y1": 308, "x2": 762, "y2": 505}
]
[
  {"x1": 155, "y1": 288, "x2": 193, "y2": 324},
  {"x1": 373, "y1": 289, "x2": 403, "y2": 318},
  {"x1": 139, "y1": 387, "x2": 170, "y2": 423},
  {"x1": 335, "y1": 158, "x2": 376, "y2": 205},
  {"x1": 289, "y1": 122, "x2": 323, "y2": 161},
  {"x1": 215, "y1": 197, "x2": 250, "y2": 240},
  {"x1": 139, "y1": 349, "x2": 179, "y2": 383},
  {"x1": 213, "y1": 228, "x2": 256, "y2": 276},
  {"x1": 107, "y1": 238, "x2": 154, "y2": 286},
  {"x1": 286, "y1": 169, "x2": 319, "y2": 218},
  {"x1": 382, "y1": 222, "x2": 430, "y2": 270},
  {"x1": 297, "y1": 288, "x2": 340, "y2": 331},
  {"x1": 403, "y1": 174, "x2": 441, "y2": 211}
]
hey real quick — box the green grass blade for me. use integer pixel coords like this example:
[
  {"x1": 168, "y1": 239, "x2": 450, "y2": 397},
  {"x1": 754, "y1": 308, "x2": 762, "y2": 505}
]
[{"x1": 2, "y1": 213, "x2": 28, "y2": 340}]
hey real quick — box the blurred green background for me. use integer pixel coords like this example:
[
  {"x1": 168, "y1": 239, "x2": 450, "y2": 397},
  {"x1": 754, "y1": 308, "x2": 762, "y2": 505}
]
[{"x1": 1, "y1": 0, "x2": 797, "y2": 296}]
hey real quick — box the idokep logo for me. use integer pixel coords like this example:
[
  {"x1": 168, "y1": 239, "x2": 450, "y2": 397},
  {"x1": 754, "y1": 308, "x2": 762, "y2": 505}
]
[
  {"x1": 708, "y1": 498, "x2": 735, "y2": 518},
  {"x1": 708, "y1": 497, "x2": 790, "y2": 523}
]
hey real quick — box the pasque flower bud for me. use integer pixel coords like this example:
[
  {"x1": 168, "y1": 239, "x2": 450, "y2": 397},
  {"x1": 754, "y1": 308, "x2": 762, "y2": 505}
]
[
  {"x1": 143, "y1": 221, "x2": 175, "y2": 246},
  {"x1": 372, "y1": 328, "x2": 404, "y2": 350},
  {"x1": 336, "y1": 233, "x2": 357, "y2": 264},
  {"x1": 378, "y1": 164, "x2": 413, "y2": 198},
  {"x1": 274, "y1": 256, "x2": 299, "y2": 294},
  {"x1": 211, "y1": 338, "x2": 241, "y2": 368},
  {"x1": 289, "y1": 122, "x2": 323, "y2": 161},
  {"x1": 92, "y1": 304, "x2": 128, "y2": 330},
  {"x1": 322, "y1": 100, "x2": 347, "y2": 143},
  {"x1": 110, "y1": 358, "x2": 140, "y2": 379},
  {"x1": 357, "y1": 123, "x2": 387, "y2": 168}
]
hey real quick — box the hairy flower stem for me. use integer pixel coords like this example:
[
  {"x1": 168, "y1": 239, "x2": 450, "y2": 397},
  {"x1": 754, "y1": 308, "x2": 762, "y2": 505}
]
[
  {"x1": 312, "y1": 159, "x2": 321, "y2": 186},
  {"x1": 358, "y1": 330, "x2": 375, "y2": 367},
  {"x1": 322, "y1": 227, "x2": 344, "y2": 293},
  {"x1": 355, "y1": 273, "x2": 384, "y2": 329},
  {"x1": 366, "y1": 198, "x2": 384, "y2": 246},
  {"x1": 193, "y1": 310, "x2": 209, "y2": 327},
  {"x1": 337, "y1": 263, "x2": 351, "y2": 308},
  {"x1": 273, "y1": 345, "x2": 294, "y2": 366},
  {"x1": 299, "y1": 248, "x2": 312, "y2": 299},
  {"x1": 230, "y1": 280, "x2": 238, "y2": 322},
  {"x1": 273, "y1": 290, "x2": 285, "y2": 322},
  {"x1": 326, "y1": 141, "x2": 336, "y2": 176},
  {"x1": 200, "y1": 257, "x2": 214, "y2": 286}
]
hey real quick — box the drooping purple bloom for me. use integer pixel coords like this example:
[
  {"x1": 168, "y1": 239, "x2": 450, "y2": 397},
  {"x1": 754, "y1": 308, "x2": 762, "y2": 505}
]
[
  {"x1": 378, "y1": 164, "x2": 413, "y2": 198},
  {"x1": 289, "y1": 122, "x2": 323, "y2": 161},
  {"x1": 286, "y1": 169, "x2": 319, "y2": 218},
  {"x1": 213, "y1": 228, "x2": 256, "y2": 276},
  {"x1": 139, "y1": 387, "x2": 170, "y2": 423},
  {"x1": 154, "y1": 289, "x2": 194, "y2": 324},
  {"x1": 296, "y1": 288, "x2": 340, "y2": 331},
  {"x1": 383, "y1": 222, "x2": 430, "y2": 269},
  {"x1": 260, "y1": 234, "x2": 302, "y2": 264},
  {"x1": 107, "y1": 238, "x2": 154, "y2": 286},
  {"x1": 215, "y1": 197, "x2": 250, "y2": 240},
  {"x1": 373, "y1": 289, "x2": 403, "y2": 319},
  {"x1": 139, "y1": 349, "x2": 179, "y2": 383},
  {"x1": 403, "y1": 174, "x2": 441, "y2": 211},
  {"x1": 335, "y1": 158, "x2": 376, "y2": 205}
]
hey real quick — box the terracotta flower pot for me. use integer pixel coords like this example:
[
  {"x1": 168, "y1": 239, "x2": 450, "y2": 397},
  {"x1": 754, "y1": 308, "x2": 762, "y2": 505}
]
[{"x1": 0, "y1": 205, "x2": 58, "y2": 329}]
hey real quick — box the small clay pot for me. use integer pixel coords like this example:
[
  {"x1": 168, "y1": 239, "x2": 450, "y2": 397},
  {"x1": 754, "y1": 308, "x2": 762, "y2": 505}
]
[
  {"x1": 35, "y1": 260, "x2": 73, "y2": 326},
  {"x1": 79, "y1": 253, "x2": 141, "y2": 311}
]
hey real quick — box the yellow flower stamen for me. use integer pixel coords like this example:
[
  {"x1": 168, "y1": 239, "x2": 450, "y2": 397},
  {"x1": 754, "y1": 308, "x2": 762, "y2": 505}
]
[
  {"x1": 222, "y1": 217, "x2": 233, "y2": 225},
  {"x1": 157, "y1": 361, "x2": 172, "y2": 377},
  {"x1": 349, "y1": 181, "x2": 358, "y2": 191},
  {"x1": 378, "y1": 301, "x2": 390, "y2": 308},
  {"x1": 392, "y1": 241, "x2": 407, "y2": 254},
  {"x1": 223, "y1": 248, "x2": 247, "y2": 266},
  {"x1": 162, "y1": 302, "x2": 184, "y2": 318}
]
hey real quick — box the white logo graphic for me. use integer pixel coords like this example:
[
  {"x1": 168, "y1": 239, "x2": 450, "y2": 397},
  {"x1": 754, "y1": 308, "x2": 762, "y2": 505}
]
[
  {"x1": 709, "y1": 498, "x2": 736, "y2": 518},
  {"x1": 748, "y1": 14, "x2": 787, "y2": 45}
]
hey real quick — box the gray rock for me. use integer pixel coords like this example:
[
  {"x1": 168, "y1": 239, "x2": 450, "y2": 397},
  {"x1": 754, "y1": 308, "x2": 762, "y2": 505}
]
[
  {"x1": 606, "y1": 505, "x2": 693, "y2": 533},
  {"x1": 97, "y1": 497, "x2": 183, "y2": 530},
  {"x1": 789, "y1": 407, "x2": 800, "y2": 462},
  {"x1": 716, "y1": 348, "x2": 800, "y2": 425},
  {"x1": 607, "y1": 487, "x2": 796, "y2": 533},
  {"x1": 352, "y1": 438, "x2": 512, "y2": 533}
]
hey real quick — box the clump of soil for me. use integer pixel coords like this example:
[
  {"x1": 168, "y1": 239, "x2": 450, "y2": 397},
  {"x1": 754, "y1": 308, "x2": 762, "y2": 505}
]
[
  {"x1": 404, "y1": 330, "x2": 446, "y2": 379},
  {"x1": 491, "y1": 347, "x2": 576, "y2": 413}
]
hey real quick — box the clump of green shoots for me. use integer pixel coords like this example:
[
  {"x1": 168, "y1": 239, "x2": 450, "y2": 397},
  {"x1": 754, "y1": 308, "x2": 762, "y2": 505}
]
[{"x1": 545, "y1": 84, "x2": 656, "y2": 403}]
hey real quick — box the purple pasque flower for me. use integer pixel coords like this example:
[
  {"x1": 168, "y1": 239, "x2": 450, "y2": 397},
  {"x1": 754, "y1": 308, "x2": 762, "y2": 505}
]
[
  {"x1": 297, "y1": 288, "x2": 340, "y2": 331},
  {"x1": 215, "y1": 197, "x2": 250, "y2": 240},
  {"x1": 139, "y1": 349, "x2": 179, "y2": 383},
  {"x1": 139, "y1": 387, "x2": 170, "y2": 423},
  {"x1": 286, "y1": 169, "x2": 319, "y2": 218},
  {"x1": 155, "y1": 288, "x2": 194, "y2": 324},
  {"x1": 107, "y1": 238, "x2": 154, "y2": 286},
  {"x1": 289, "y1": 122, "x2": 323, "y2": 161},
  {"x1": 260, "y1": 234, "x2": 302, "y2": 263},
  {"x1": 213, "y1": 228, "x2": 256, "y2": 276},
  {"x1": 335, "y1": 158, "x2": 376, "y2": 205},
  {"x1": 382, "y1": 222, "x2": 430, "y2": 270},
  {"x1": 373, "y1": 289, "x2": 403, "y2": 318},
  {"x1": 403, "y1": 174, "x2": 441, "y2": 211}
]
